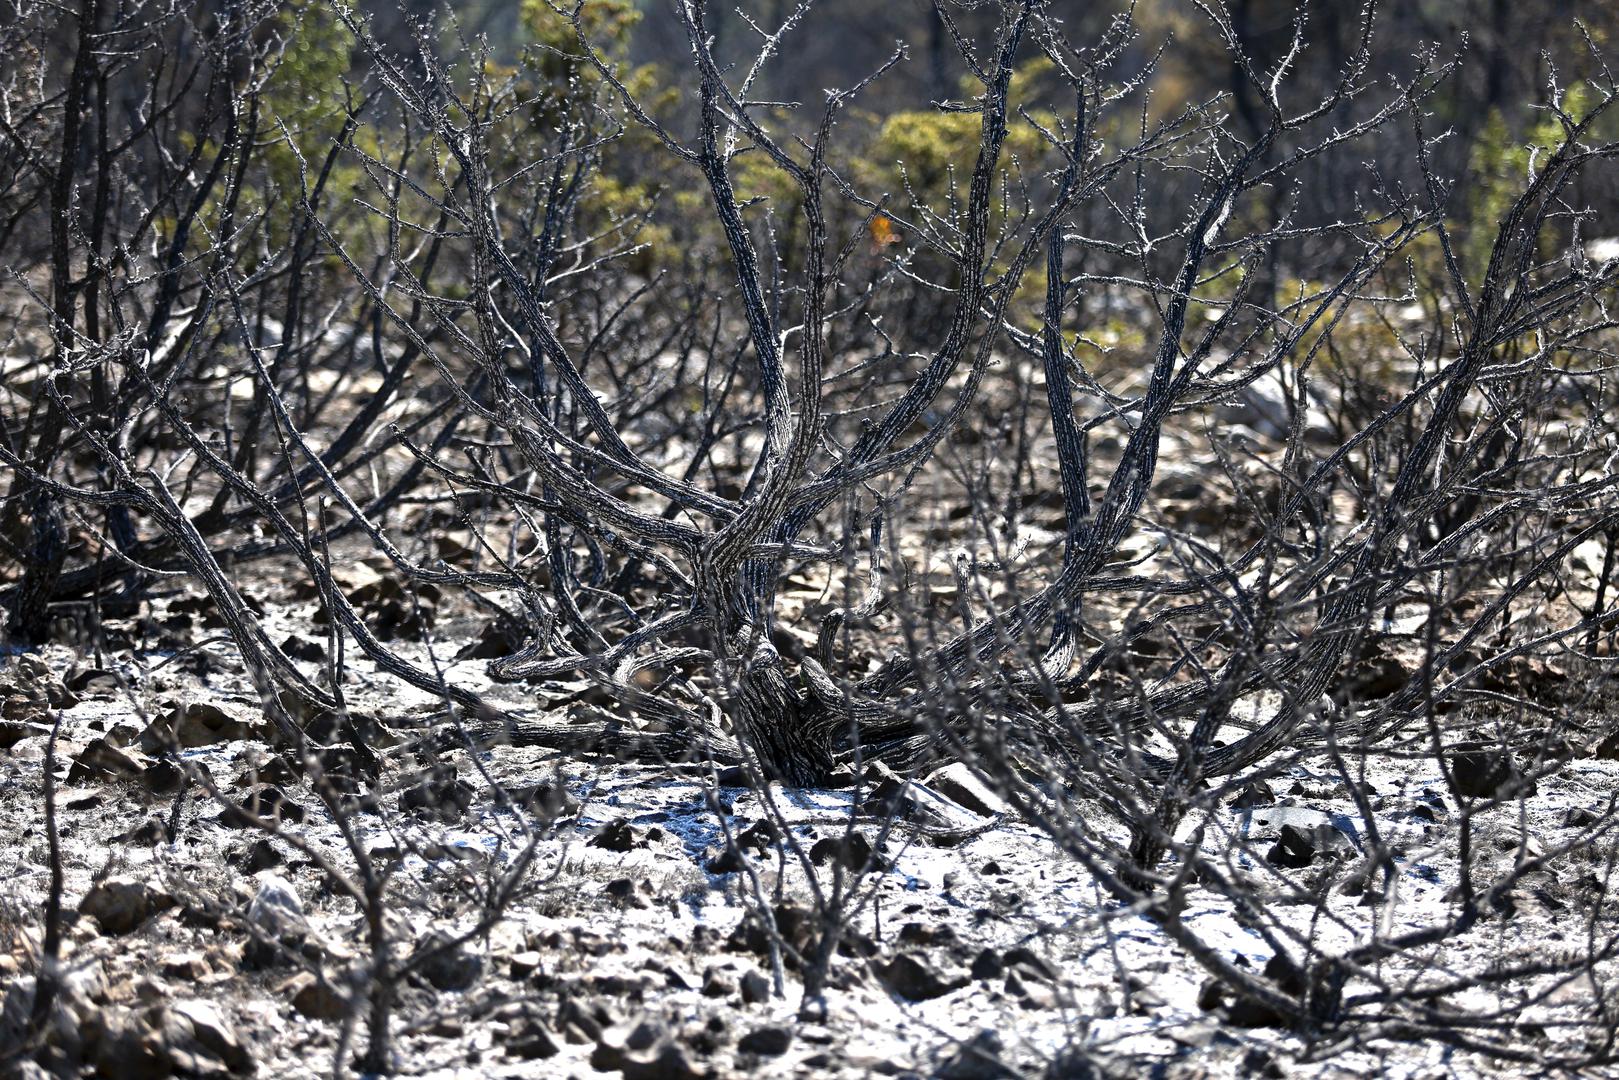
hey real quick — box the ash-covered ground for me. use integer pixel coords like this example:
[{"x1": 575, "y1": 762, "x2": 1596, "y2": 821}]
[{"x1": 2, "y1": 603, "x2": 1614, "y2": 1080}]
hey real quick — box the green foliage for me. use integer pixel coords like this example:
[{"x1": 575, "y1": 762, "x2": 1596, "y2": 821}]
[
  {"x1": 865, "y1": 59, "x2": 1059, "y2": 197},
  {"x1": 266, "y1": 2, "x2": 353, "y2": 137},
  {"x1": 1462, "y1": 82, "x2": 1613, "y2": 273},
  {"x1": 518, "y1": 0, "x2": 639, "y2": 109}
]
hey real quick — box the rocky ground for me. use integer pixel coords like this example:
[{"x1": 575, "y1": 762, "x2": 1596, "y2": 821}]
[{"x1": 1, "y1": 604, "x2": 1615, "y2": 1079}]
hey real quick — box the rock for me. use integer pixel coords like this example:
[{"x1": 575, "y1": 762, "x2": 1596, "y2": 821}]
[
  {"x1": 399, "y1": 764, "x2": 474, "y2": 822},
  {"x1": 169, "y1": 1000, "x2": 252, "y2": 1074},
  {"x1": 970, "y1": 949, "x2": 1004, "y2": 981},
  {"x1": 160, "y1": 952, "x2": 211, "y2": 981},
  {"x1": 589, "y1": 1024, "x2": 634, "y2": 1071},
  {"x1": 1349, "y1": 640, "x2": 1413, "y2": 699},
  {"x1": 507, "y1": 1018, "x2": 561, "y2": 1059},
  {"x1": 279, "y1": 635, "x2": 326, "y2": 663},
  {"x1": 1256, "y1": 829, "x2": 1334, "y2": 867},
  {"x1": 623, "y1": 1019, "x2": 664, "y2": 1053},
  {"x1": 1003, "y1": 946, "x2": 1057, "y2": 981},
  {"x1": 502, "y1": 780, "x2": 580, "y2": 818},
  {"x1": 0, "y1": 719, "x2": 50, "y2": 749},
  {"x1": 701, "y1": 968, "x2": 735, "y2": 998},
  {"x1": 79, "y1": 1000, "x2": 253, "y2": 1077},
  {"x1": 809, "y1": 832, "x2": 872, "y2": 871},
  {"x1": 1562, "y1": 807, "x2": 1599, "y2": 829},
  {"x1": 141, "y1": 758, "x2": 185, "y2": 794},
  {"x1": 605, "y1": 878, "x2": 650, "y2": 909},
  {"x1": 284, "y1": 972, "x2": 351, "y2": 1020},
  {"x1": 67, "y1": 737, "x2": 146, "y2": 782},
  {"x1": 1241, "y1": 1048, "x2": 1286, "y2": 1079},
  {"x1": 862, "y1": 763, "x2": 987, "y2": 834},
  {"x1": 80, "y1": 876, "x2": 175, "y2": 935},
  {"x1": 57, "y1": 785, "x2": 103, "y2": 811},
  {"x1": 1448, "y1": 743, "x2": 1533, "y2": 800},
  {"x1": 2, "y1": 969, "x2": 103, "y2": 1064},
  {"x1": 1228, "y1": 778, "x2": 1276, "y2": 809},
  {"x1": 897, "y1": 921, "x2": 956, "y2": 948},
  {"x1": 242, "y1": 838, "x2": 284, "y2": 873},
  {"x1": 1241, "y1": 805, "x2": 1365, "y2": 847},
  {"x1": 67, "y1": 667, "x2": 121, "y2": 695},
  {"x1": 219, "y1": 785, "x2": 306, "y2": 828},
  {"x1": 621, "y1": 1042, "x2": 704, "y2": 1080},
  {"x1": 457, "y1": 618, "x2": 526, "y2": 661},
  {"x1": 234, "y1": 750, "x2": 300, "y2": 788},
  {"x1": 704, "y1": 846, "x2": 747, "y2": 874},
  {"x1": 247, "y1": 875, "x2": 305, "y2": 936},
  {"x1": 938, "y1": 1030, "x2": 1013, "y2": 1080},
  {"x1": 874, "y1": 952, "x2": 967, "y2": 1001},
  {"x1": 1201, "y1": 977, "x2": 1288, "y2": 1028},
  {"x1": 1398, "y1": 802, "x2": 1438, "y2": 824},
  {"x1": 589, "y1": 818, "x2": 641, "y2": 852},
  {"x1": 555, "y1": 995, "x2": 612, "y2": 1044},
  {"x1": 923, "y1": 763, "x2": 1005, "y2": 817},
  {"x1": 739, "y1": 968, "x2": 770, "y2": 1005},
  {"x1": 353, "y1": 593, "x2": 436, "y2": 640},
  {"x1": 726, "y1": 901, "x2": 812, "y2": 960},
  {"x1": 509, "y1": 951, "x2": 543, "y2": 979},
  {"x1": 1593, "y1": 730, "x2": 1619, "y2": 760},
  {"x1": 139, "y1": 701, "x2": 264, "y2": 751},
  {"x1": 1206, "y1": 957, "x2": 1303, "y2": 1028},
  {"x1": 1124, "y1": 975, "x2": 1166, "y2": 1014},
  {"x1": 414, "y1": 932, "x2": 481, "y2": 991},
  {"x1": 1, "y1": 655, "x2": 75, "y2": 711},
  {"x1": 738, "y1": 1026, "x2": 792, "y2": 1056},
  {"x1": 714, "y1": 765, "x2": 756, "y2": 788},
  {"x1": 707, "y1": 818, "x2": 780, "y2": 871},
  {"x1": 1005, "y1": 970, "x2": 1056, "y2": 1009},
  {"x1": 115, "y1": 817, "x2": 173, "y2": 846}
]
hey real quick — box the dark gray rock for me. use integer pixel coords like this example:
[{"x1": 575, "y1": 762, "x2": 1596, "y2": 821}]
[
  {"x1": 874, "y1": 952, "x2": 967, "y2": 1001},
  {"x1": 938, "y1": 1030, "x2": 1013, "y2": 1080},
  {"x1": 80, "y1": 877, "x2": 175, "y2": 936},
  {"x1": 414, "y1": 932, "x2": 481, "y2": 991},
  {"x1": 739, "y1": 969, "x2": 770, "y2": 1005},
  {"x1": 738, "y1": 1026, "x2": 792, "y2": 1056},
  {"x1": 507, "y1": 1018, "x2": 561, "y2": 1060}
]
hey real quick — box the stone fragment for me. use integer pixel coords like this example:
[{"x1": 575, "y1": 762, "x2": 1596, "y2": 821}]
[
  {"x1": 67, "y1": 738, "x2": 145, "y2": 782},
  {"x1": 873, "y1": 952, "x2": 967, "y2": 1001},
  {"x1": 589, "y1": 818, "x2": 641, "y2": 852},
  {"x1": 738, "y1": 1026, "x2": 792, "y2": 1056},
  {"x1": 701, "y1": 967, "x2": 735, "y2": 998},
  {"x1": 1449, "y1": 743, "x2": 1533, "y2": 800},
  {"x1": 506, "y1": 1018, "x2": 560, "y2": 1059},
  {"x1": 218, "y1": 785, "x2": 305, "y2": 828},
  {"x1": 808, "y1": 832, "x2": 872, "y2": 871},
  {"x1": 399, "y1": 765, "x2": 475, "y2": 822},
  {"x1": 115, "y1": 817, "x2": 173, "y2": 846},
  {"x1": 938, "y1": 1031, "x2": 1014, "y2": 1080},
  {"x1": 247, "y1": 875, "x2": 305, "y2": 936},
  {"x1": 140, "y1": 702, "x2": 264, "y2": 751},
  {"x1": 283, "y1": 972, "x2": 350, "y2": 1021},
  {"x1": 622, "y1": 1042, "x2": 704, "y2": 1080},
  {"x1": 80, "y1": 877, "x2": 175, "y2": 935},
  {"x1": 923, "y1": 763, "x2": 1005, "y2": 817},
  {"x1": 739, "y1": 969, "x2": 770, "y2": 1005},
  {"x1": 242, "y1": 839, "x2": 284, "y2": 873},
  {"x1": 509, "y1": 950, "x2": 543, "y2": 980},
  {"x1": 160, "y1": 952, "x2": 211, "y2": 981},
  {"x1": 414, "y1": 932, "x2": 481, "y2": 991}
]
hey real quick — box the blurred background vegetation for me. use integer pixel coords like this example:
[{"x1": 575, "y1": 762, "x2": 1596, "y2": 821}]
[
  {"x1": 320, "y1": 0, "x2": 1619, "y2": 291},
  {"x1": 8, "y1": 0, "x2": 1619, "y2": 426}
]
